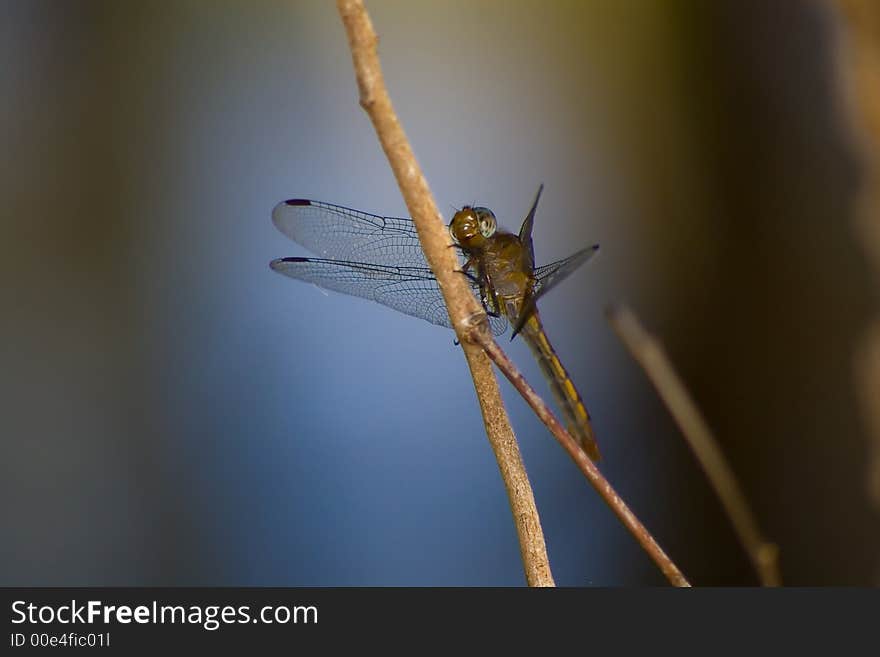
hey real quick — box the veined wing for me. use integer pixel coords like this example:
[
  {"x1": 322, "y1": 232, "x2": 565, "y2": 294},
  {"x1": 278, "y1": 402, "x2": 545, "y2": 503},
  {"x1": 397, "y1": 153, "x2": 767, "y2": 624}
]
[
  {"x1": 533, "y1": 244, "x2": 599, "y2": 300},
  {"x1": 270, "y1": 257, "x2": 508, "y2": 336},
  {"x1": 517, "y1": 183, "x2": 544, "y2": 269},
  {"x1": 272, "y1": 199, "x2": 435, "y2": 269},
  {"x1": 510, "y1": 244, "x2": 600, "y2": 339}
]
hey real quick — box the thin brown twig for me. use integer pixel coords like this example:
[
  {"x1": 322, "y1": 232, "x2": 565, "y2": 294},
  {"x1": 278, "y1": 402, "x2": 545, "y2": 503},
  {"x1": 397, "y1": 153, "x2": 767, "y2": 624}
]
[
  {"x1": 466, "y1": 316, "x2": 692, "y2": 587},
  {"x1": 335, "y1": 0, "x2": 554, "y2": 586},
  {"x1": 606, "y1": 304, "x2": 780, "y2": 586}
]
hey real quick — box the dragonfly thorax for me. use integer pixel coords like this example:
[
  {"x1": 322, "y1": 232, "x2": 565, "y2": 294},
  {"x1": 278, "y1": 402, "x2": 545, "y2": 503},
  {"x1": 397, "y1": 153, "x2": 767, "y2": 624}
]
[{"x1": 449, "y1": 206, "x2": 497, "y2": 250}]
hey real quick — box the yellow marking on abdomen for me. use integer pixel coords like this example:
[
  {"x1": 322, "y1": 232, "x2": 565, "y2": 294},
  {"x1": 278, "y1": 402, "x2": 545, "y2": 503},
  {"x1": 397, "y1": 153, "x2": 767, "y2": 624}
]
[{"x1": 521, "y1": 312, "x2": 600, "y2": 461}]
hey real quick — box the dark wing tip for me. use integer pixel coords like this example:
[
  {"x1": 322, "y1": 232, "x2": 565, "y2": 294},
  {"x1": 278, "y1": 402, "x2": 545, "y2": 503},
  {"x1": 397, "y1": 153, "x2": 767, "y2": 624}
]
[
  {"x1": 270, "y1": 256, "x2": 309, "y2": 270},
  {"x1": 272, "y1": 200, "x2": 313, "y2": 233},
  {"x1": 592, "y1": 243, "x2": 600, "y2": 252}
]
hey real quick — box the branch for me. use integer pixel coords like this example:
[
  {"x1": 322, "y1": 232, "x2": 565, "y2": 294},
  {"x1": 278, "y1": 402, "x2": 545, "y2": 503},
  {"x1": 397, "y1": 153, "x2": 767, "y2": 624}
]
[
  {"x1": 607, "y1": 305, "x2": 780, "y2": 586},
  {"x1": 336, "y1": 0, "x2": 554, "y2": 587},
  {"x1": 825, "y1": 1, "x2": 880, "y2": 526},
  {"x1": 466, "y1": 316, "x2": 691, "y2": 587}
]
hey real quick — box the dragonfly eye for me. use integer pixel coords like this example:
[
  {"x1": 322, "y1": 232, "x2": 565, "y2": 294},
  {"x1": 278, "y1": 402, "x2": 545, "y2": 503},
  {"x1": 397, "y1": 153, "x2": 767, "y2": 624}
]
[{"x1": 475, "y1": 208, "x2": 497, "y2": 238}]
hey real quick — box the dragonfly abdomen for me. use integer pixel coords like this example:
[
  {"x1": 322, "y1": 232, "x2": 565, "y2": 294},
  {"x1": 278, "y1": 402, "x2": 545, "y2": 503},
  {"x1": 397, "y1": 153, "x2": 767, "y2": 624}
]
[{"x1": 520, "y1": 311, "x2": 601, "y2": 461}]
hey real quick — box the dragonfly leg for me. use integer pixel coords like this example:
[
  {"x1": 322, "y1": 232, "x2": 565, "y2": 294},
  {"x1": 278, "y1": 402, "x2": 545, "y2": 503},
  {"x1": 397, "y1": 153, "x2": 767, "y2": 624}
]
[
  {"x1": 454, "y1": 258, "x2": 501, "y2": 334},
  {"x1": 483, "y1": 285, "x2": 503, "y2": 320},
  {"x1": 453, "y1": 260, "x2": 481, "y2": 286},
  {"x1": 455, "y1": 270, "x2": 481, "y2": 285}
]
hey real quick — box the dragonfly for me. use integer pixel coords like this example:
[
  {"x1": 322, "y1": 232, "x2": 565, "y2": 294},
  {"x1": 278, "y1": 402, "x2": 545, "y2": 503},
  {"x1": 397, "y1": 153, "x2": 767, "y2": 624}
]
[{"x1": 269, "y1": 185, "x2": 602, "y2": 460}]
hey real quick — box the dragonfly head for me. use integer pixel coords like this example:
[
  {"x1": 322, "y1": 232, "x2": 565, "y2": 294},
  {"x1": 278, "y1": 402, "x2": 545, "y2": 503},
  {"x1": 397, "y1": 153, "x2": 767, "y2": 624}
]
[{"x1": 449, "y1": 206, "x2": 497, "y2": 249}]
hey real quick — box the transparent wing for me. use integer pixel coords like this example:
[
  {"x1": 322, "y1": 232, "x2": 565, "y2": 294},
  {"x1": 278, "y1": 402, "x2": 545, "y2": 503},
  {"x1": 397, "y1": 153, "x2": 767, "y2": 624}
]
[
  {"x1": 509, "y1": 244, "x2": 599, "y2": 339},
  {"x1": 272, "y1": 199, "x2": 435, "y2": 268},
  {"x1": 517, "y1": 183, "x2": 543, "y2": 268},
  {"x1": 270, "y1": 257, "x2": 508, "y2": 336},
  {"x1": 533, "y1": 244, "x2": 600, "y2": 301}
]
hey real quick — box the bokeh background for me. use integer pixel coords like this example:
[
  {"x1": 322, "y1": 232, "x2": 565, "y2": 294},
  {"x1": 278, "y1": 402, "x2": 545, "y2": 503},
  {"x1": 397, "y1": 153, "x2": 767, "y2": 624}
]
[{"x1": 2, "y1": 0, "x2": 878, "y2": 586}]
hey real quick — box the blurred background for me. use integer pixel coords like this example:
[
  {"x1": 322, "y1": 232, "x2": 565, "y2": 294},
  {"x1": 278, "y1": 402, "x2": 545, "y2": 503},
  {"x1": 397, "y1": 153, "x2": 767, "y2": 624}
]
[{"x1": 2, "y1": 0, "x2": 877, "y2": 586}]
